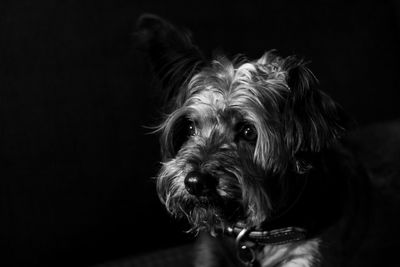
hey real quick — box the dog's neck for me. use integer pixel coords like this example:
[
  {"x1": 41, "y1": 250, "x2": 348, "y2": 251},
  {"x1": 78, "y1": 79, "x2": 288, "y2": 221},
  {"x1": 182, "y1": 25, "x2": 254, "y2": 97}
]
[{"x1": 218, "y1": 147, "x2": 352, "y2": 265}]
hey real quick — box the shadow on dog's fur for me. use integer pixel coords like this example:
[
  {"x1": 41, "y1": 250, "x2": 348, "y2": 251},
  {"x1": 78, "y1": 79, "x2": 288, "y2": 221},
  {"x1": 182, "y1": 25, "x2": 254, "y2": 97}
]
[{"x1": 135, "y1": 14, "x2": 400, "y2": 267}]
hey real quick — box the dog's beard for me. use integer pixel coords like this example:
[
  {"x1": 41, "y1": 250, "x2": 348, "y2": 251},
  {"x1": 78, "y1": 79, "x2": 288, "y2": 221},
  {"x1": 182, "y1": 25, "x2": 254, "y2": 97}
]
[
  {"x1": 164, "y1": 192, "x2": 243, "y2": 233},
  {"x1": 157, "y1": 148, "x2": 272, "y2": 233}
]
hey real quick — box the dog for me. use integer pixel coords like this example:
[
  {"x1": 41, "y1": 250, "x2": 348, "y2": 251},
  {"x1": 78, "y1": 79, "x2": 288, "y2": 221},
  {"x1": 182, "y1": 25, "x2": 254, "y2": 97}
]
[{"x1": 135, "y1": 14, "x2": 373, "y2": 267}]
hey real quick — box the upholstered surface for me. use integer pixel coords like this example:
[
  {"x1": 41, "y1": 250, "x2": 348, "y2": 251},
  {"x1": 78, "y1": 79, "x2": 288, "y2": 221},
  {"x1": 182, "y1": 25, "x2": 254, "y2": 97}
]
[{"x1": 94, "y1": 244, "x2": 195, "y2": 267}]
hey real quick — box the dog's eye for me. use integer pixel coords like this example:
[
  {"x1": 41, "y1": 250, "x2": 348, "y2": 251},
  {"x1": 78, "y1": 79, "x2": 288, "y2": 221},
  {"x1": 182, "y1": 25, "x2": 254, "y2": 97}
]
[
  {"x1": 240, "y1": 124, "x2": 257, "y2": 142},
  {"x1": 170, "y1": 119, "x2": 197, "y2": 156},
  {"x1": 187, "y1": 121, "x2": 196, "y2": 136}
]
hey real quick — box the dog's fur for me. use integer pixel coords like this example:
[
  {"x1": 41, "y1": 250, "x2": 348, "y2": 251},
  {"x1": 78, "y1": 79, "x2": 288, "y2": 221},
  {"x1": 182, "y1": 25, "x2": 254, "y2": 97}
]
[{"x1": 136, "y1": 14, "x2": 372, "y2": 267}]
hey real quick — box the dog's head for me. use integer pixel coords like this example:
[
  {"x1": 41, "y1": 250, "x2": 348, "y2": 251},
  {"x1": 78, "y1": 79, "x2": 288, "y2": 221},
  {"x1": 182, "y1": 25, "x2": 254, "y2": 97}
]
[{"x1": 137, "y1": 14, "x2": 347, "y2": 233}]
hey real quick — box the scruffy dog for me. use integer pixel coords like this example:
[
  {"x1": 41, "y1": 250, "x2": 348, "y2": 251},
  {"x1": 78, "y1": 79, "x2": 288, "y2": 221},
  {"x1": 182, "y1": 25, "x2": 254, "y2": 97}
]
[{"x1": 136, "y1": 14, "x2": 371, "y2": 267}]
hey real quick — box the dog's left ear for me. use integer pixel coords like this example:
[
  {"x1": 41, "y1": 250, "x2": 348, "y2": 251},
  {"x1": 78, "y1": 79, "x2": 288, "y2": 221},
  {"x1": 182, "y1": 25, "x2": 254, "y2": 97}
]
[
  {"x1": 282, "y1": 57, "x2": 348, "y2": 159},
  {"x1": 135, "y1": 14, "x2": 205, "y2": 109}
]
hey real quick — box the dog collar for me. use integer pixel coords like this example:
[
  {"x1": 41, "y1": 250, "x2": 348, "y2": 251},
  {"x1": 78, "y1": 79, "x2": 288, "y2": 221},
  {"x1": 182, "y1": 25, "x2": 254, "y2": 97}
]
[
  {"x1": 222, "y1": 223, "x2": 307, "y2": 266},
  {"x1": 226, "y1": 223, "x2": 308, "y2": 246}
]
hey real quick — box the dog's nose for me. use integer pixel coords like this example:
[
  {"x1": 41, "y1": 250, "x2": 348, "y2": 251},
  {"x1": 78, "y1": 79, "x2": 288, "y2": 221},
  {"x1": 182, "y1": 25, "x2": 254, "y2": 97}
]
[{"x1": 184, "y1": 172, "x2": 216, "y2": 196}]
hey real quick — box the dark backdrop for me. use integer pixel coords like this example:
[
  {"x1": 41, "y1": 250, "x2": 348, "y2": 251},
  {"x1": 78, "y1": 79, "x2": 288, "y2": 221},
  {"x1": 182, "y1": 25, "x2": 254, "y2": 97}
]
[{"x1": 1, "y1": 1, "x2": 399, "y2": 266}]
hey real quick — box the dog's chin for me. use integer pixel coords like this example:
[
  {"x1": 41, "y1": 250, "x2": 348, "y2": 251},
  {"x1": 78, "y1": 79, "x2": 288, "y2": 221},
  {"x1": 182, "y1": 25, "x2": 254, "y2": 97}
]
[{"x1": 173, "y1": 194, "x2": 244, "y2": 233}]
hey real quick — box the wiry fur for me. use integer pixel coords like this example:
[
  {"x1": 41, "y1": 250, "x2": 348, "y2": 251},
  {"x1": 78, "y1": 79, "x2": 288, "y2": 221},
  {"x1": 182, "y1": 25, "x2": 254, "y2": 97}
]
[
  {"x1": 155, "y1": 53, "x2": 344, "y2": 234},
  {"x1": 137, "y1": 14, "x2": 361, "y2": 267}
]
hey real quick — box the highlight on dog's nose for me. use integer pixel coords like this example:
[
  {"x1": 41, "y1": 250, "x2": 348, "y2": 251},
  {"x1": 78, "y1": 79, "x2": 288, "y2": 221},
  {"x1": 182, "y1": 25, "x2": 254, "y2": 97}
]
[{"x1": 184, "y1": 171, "x2": 217, "y2": 196}]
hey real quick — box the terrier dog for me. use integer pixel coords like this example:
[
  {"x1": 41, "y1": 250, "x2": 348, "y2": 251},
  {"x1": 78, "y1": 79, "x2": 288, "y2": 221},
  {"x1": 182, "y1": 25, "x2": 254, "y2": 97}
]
[{"x1": 136, "y1": 14, "x2": 370, "y2": 267}]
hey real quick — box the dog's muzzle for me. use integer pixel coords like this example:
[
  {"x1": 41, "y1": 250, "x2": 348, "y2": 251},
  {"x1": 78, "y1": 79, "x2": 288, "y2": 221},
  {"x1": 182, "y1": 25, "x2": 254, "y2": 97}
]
[{"x1": 184, "y1": 171, "x2": 217, "y2": 197}]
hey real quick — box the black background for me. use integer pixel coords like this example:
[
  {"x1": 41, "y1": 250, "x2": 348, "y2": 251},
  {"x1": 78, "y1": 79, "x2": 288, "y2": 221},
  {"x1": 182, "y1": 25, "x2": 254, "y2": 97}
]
[{"x1": 1, "y1": 1, "x2": 399, "y2": 266}]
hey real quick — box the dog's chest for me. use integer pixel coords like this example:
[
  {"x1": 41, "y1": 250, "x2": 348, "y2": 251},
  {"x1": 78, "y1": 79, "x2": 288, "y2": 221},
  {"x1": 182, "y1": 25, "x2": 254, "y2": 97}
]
[{"x1": 257, "y1": 238, "x2": 320, "y2": 267}]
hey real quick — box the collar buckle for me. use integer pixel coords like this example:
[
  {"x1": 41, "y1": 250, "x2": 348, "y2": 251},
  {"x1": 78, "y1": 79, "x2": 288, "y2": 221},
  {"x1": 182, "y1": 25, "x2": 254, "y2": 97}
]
[{"x1": 235, "y1": 228, "x2": 257, "y2": 266}]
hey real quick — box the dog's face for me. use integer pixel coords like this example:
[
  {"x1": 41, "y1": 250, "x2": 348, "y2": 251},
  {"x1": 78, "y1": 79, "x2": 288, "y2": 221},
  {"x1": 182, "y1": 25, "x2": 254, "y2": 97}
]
[
  {"x1": 137, "y1": 14, "x2": 346, "y2": 234},
  {"x1": 157, "y1": 55, "x2": 290, "y2": 231}
]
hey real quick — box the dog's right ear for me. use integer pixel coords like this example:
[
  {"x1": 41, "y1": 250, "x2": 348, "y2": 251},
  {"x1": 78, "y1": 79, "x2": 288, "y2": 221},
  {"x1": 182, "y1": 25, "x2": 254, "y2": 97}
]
[{"x1": 135, "y1": 14, "x2": 205, "y2": 109}]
